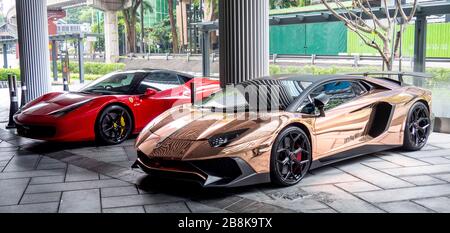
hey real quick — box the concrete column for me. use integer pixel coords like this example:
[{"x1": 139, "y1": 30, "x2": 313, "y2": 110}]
[
  {"x1": 414, "y1": 15, "x2": 427, "y2": 73},
  {"x1": 15, "y1": 0, "x2": 51, "y2": 102},
  {"x1": 78, "y1": 37, "x2": 85, "y2": 84},
  {"x1": 219, "y1": 0, "x2": 270, "y2": 87},
  {"x1": 3, "y1": 43, "x2": 7, "y2": 69},
  {"x1": 104, "y1": 11, "x2": 120, "y2": 63},
  {"x1": 200, "y1": 30, "x2": 211, "y2": 77},
  {"x1": 51, "y1": 40, "x2": 58, "y2": 81}
]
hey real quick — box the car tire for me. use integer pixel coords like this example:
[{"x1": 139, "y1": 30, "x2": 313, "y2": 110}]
[
  {"x1": 402, "y1": 102, "x2": 431, "y2": 151},
  {"x1": 96, "y1": 105, "x2": 133, "y2": 145},
  {"x1": 270, "y1": 126, "x2": 312, "y2": 186}
]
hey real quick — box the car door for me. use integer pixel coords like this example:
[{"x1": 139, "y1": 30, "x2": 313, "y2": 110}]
[
  {"x1": 132, "y1": 72, "x2": 183, "y2": 131},
  {"x1": 309, "y1": 80, "x2": 375, "y2": 159}
]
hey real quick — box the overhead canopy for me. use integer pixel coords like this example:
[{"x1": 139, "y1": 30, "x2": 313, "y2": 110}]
[
  {"x1": 269, "y1": 1, "x2": 450, "y2": 25},
  {"x1": 194, "y1": 1, "x2": 450, "y2": 30}
]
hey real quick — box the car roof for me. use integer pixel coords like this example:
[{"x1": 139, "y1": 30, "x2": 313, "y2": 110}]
[
  {"x1": 255, "y1": 74, "x2": 359, "y2": 83},
  {"x1": 122, "y1": 69, "x2": 194, "y2": 78}
]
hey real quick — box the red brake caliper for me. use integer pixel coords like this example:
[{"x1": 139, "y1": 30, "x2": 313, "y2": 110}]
[{"x1": 296, "y1": 150, "x2": 302, "y2": 161}]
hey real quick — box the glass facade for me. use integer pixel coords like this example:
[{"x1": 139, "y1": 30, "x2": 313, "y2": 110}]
[{"x1": 144, "y1": 0, "x2": 170, "y2": 27}]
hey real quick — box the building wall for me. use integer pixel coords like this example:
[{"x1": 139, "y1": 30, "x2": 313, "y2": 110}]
[
  {"x1": 348, "y1": 22, "x2": 450, "y2": 58},
  {"x1": 270, "y1": 22, "x2": 347, "y2": 55},
  {"x1": 144, "y1": 0, "x2": 170, "y2": 27}
]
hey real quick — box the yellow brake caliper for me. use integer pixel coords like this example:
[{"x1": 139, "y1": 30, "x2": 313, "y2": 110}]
[{"x1": 120, "y1": 116, "x2": 126, "y2": 136}]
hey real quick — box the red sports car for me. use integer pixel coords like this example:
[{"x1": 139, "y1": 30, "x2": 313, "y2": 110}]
[{"x1": 14, "y1": 69, "x2": 220, "y2": 144}]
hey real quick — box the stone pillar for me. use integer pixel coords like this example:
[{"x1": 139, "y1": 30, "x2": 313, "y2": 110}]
[
  {"x1": 15, "y1": 0, "x2": 51, "y2": 102},
  {"x1": 104, "y1": 11, "x2": 120, "y2": 63},
  {"x1": 414, "y1": 15, "x2": 427, "y2": 74},
  {"x1": 218, "y1": 0, "x2": 270, "y2": 87}
]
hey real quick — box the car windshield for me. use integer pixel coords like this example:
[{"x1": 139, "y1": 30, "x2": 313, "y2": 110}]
[
  {"x1": 199, "y1": 79, "x2": 312, "y2": 112},
  {"x1": 79, "y1": 72, "x2": 137, "y2": 94}
]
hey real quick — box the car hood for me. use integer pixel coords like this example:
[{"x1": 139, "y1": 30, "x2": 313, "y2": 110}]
[
  {"x1": 21, "y1": 92, "x2": 98, "y2": 116},
  {"x1": 135, "y1": 105, "x2": 310, "y2": 157}
]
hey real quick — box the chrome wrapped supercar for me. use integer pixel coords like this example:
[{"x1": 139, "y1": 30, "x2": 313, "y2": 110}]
[{"x1": 133, "y1": 72, "x2": 433, "y2": 187}]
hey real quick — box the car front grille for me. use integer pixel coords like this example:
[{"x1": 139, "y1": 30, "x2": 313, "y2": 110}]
[{"x1": 16, "y1": 124, "x2": 56, "y2": 138}]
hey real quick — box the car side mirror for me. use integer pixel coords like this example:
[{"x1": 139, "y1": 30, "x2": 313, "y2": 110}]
[
  {"x1": 300, "y1": 103, "x2": 316, "y2": 115},
  {"x1": 144, "y1": 88, "x2": 158, "y2": 97},
  {"x1": 313, "y1": 93, "x2": 330, "y2": 117}
]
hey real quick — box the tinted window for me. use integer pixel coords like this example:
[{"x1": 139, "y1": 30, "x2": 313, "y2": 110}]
[
  {"x1": 309, "y1": 81, "x2": 365, "y2": 111},
  {"x1": 200, "y1": 79, "x2": 311, "y2": 112},
  {"x1": 178, "y1": 75, "x2": 192, "y2": 83},
  {"x1": 148, "y1": 72, "x2": 181, "y2": 85},
  {"x1": 136, "y1": 72, "x2": 182, "y2": 94}
]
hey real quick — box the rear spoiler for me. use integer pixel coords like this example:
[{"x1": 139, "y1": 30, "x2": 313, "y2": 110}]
[{"x1": 346, "y1": 72, "x2": 432, "y2": 84}]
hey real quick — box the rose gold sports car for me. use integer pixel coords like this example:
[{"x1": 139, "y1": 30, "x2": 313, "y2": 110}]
[{"x1": 133, "y1": 72, "x2": 433, "y2": 187}]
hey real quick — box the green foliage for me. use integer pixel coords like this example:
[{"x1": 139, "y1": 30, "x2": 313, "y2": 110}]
[
  {"x1": 65, "y1": 6, "x2": 94, "y2": 24},
  {"x1": 270, "y1": 0, "x2": 300, "y2": 10},
  {"x1": 269, "y1": 65, "x2": 450, "y2": 86},
  {"x1": 52, "y1": 62, "x2": 126, "y2": 75},
  {"x1": 0, "y1": 68, "x2": 21, "y2": 81},
  {"x1": 269, "y1": 65, "x2": 380, "y2": 75},
  {"x1": 147, "y1": 17, "x2": 172, "y2": 53}
]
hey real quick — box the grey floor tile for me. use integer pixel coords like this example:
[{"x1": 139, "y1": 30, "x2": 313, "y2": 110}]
[
  {"x1": 336, "y1": 163, "x2": 413, "y2": 189},
  {"x1": 3, "y1": 155, "x2": 40, "y2": 172},
  {"x1": 413, "y1": 197, "x2": 450, "y2": 213},
  {"x1": 0, "y1": 169, "x2": 65, "y2": 180},
  {"x1": 185, "y1": 201, "x2": 229, "y2": 213},
  {"x1": 433, "y1": 173, "x2": 450, "y2": 182},
  {"x1": 0, "y1": 202, "x2": 58, "y2": 213},
  {"x1": 377, "y1": 201, "x2": 435, "y2": 213},
  {"x1": 0, "y1": 178, "x2": 29, "y2": 206},
  {"x1": 362, "y1": 161, "x2": 402, "y2": 170},
  {"x1": 383, "y1": 164, "x2": 450, "y2": 176},
  {"x1": 145, "y1": 202, "x2": 190, "y2": 213},
  {"x1": 335, "y1": 181, "x2": 382, "y2": 193},
  {"x1": 103, "y1": 206, "x2": 145, "y2": 213},
  {"x1": 30, "y1": 175, "x2": 65, "y2": 185},
  {"x1": 401, "y1": 175, "x2": 446, "y2": 186},
  {"x1": 102, "y1": 194, "x2": 185, "y2": 209},
  {"x1": 101, "y1": 186, "x2": 138, "y2": 197},
  {"x1": 20, "y1": 192, "x2": 61, "y2": 205},
  {"x1": 65, "y1": 165, "x2": 99, "y2": 182},
  {"x1": 417, "y1": 157, "x2": 450, "y2": 165},
  {"x1": 59, "y1": 189, "x2": 101, "y2": 213},
  {"x1": 356, "y1": 184, "x2": 450, "y2": 203},
  {"x1": 26, "y1": 179, "x2": 130, "y2": 194},
  {"x1": 301, "y1": 184, "x2": 384, "y2": 213},
  {"x1": 378, "y1": 153, "x2": 429, "y2": 167}
]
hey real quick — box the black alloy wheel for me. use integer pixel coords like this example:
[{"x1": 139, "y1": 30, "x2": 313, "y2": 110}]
[
  {"x1": 271, "y1": 126, "x2": 312, "y2": 186},
  {"x1": 402, "y1": 102, "x2": 431, "y2": 151},
  {"x1": 97, "y1": 105, "x2": 133, "y2": 145}
]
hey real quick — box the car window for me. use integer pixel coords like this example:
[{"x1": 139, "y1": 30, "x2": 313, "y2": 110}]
[
  {"x1": 305, "y1": 81, "x2": 366, "y2": 112},
  {"x1": 178, "y1": 75, "x2": 192, "y2": 84},
  {"x1": 80, "y1": 73, "x2": 136, "y2": 94},
  {"x1": 136, "y1": 72, "x2": 182, "y2": 94}
]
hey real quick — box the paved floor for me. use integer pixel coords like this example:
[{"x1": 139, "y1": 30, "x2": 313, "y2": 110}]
[{"x1": 1, "y1": 126, "x2": 450, "y2": 213}]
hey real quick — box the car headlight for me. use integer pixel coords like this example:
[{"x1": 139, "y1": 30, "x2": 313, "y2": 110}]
[
  {"x1": 48, "y1": 100, "x2": 92, "y2": 117},
  {"x1": 208, "y1": 129, "x2": 249, "y2": 148}
]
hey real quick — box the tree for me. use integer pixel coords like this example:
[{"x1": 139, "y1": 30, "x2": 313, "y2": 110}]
[
  {"x1": 123, "y1": 0, "x2": 144, "y2": 53},
  {"x1": 321, "y1": 0, "x2": 418, "y2": 70},
  {"x1": 139, "y1": 1, "x2": 153, "y2": 53},
  {"x1": 167, "y1": 0, "x2": 179, "y2": 53},
  {"x1": 270, "y1": 0, "x2": 300, "y2": 10}
]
